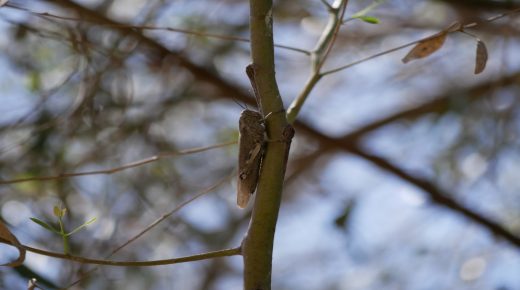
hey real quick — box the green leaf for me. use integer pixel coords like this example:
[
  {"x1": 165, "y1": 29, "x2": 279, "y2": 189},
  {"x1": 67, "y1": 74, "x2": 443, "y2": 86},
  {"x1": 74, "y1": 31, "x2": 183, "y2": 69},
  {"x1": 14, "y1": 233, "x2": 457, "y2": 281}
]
[
  {"x1": 53, "y1": 205, "x2": 66, "y2": 218},
  {"x1": 83, "y1": 217, "x2": 97, "y2": 226},
  {"x1": 30, "y1": 218, "x2": 59, "y2": 234},
  {"x1": 66, "y1": 217, "x2": 97, "y2": 236},
  {"x1": 355, "y1": 15, "x2": 380, "y2": 24}
]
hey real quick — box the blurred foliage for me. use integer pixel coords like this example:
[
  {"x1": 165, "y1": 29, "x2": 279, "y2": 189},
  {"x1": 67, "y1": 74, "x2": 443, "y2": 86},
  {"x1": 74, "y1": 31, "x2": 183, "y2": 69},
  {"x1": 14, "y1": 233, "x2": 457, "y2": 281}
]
[{"x1": 0, "y1": 0, "x2": 519, "y2": 289}]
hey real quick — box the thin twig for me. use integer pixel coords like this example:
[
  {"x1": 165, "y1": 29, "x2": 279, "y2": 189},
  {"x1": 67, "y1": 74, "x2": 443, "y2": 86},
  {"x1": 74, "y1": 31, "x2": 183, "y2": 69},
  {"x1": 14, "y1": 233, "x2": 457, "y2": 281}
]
[
  {"x1": 4, "y1": 3, "x2": 310, "y2": 55},
  {"x1": 314, "y1": 0, "x2": 349, "y2": 73},
  {"x1": 109, "y1": 173, "x2": 233, "y2": 255},
  {"x1": 286, "y1": 0, "x2": 348, "y2": 123},
  {"x1": 18, "y1": 244, "x2": 241, "y2": 266},
  {"x1": 0, "y1": 141, "x2": 236, "y2": 185},
  {"x1": 64, "y1": 173, "x2": 234, "y2": 288},
  {"x1": 319, "y1": 0, "x2": 334, "y2": 11},
  {"x1": 322, "y1": 37, "x2": 424, "y2": 76},
  {"x1": 322, "y1": 7, "x2": 520, "y2": 76},
  {"x1": 484, "y1": 7, "x2": 520, "y2": 22}
]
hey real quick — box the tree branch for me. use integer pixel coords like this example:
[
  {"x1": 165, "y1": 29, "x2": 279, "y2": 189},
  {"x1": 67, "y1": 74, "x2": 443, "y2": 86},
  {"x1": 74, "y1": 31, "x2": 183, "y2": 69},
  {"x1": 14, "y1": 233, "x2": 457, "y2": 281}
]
[
  {"x1": 6, "y1": 2, "x2": 310, "y2": 55},
  {"x1": 0, "y1": 141, "x2": 235, "y2": 185},
  {"x1": 242, "y1": 1, "x2": 294, "y2": 289},
  {"x1": 296, "y1": 123, "x2": 520, "y2": 247},
  {"x1": 286, "y1": 0, "x2": 348, "y2": 123},
  {"x1": 340, "y1": 71, "x2": 520, "y2": 142},
  {"x1": 17, "y1": 244, "x2": 241, "y2": 266}
]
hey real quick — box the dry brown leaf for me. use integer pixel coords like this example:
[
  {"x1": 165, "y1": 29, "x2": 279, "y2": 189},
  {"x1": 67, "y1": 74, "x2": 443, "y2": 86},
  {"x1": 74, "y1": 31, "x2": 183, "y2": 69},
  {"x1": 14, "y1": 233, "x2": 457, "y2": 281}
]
[
  {"x1": 475, "y1": 40, "x2": 488, "y2": 74},
  {"x1": 402, "y1": 33, "x2": 447, "y2": 63},
  {"x1": 0, "y1": 221, "x2": 26, "y2": 267}
]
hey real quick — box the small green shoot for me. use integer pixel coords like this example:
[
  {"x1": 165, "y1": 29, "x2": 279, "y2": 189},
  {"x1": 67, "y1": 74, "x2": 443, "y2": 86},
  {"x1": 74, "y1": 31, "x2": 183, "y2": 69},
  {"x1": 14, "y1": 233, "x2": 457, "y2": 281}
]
[
  {"x1": 347, "y1": 0, "x2": 384, "y2": 24},
  {"x1": 30, "y1": 204, "x2": 96, "y2": 255},
  {"x1": 353, "y1": 15, "x2": 380, "y2": 24}
]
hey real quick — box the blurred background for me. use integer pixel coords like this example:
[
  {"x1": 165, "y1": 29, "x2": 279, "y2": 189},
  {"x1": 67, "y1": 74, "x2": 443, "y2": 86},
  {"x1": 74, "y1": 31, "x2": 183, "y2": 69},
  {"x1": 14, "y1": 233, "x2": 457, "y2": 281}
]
[{"x1": 1, "y1": 0, "x2": 520, "y2": 289}]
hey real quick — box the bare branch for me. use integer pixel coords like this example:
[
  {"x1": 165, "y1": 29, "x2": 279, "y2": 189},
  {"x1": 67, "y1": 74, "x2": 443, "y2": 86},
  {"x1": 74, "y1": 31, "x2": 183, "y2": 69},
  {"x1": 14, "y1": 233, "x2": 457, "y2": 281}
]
[
  {"x1": 16, "y1": 243, "x2": 241, "y2": 266},
  {"x1": 0, "y1": 141, "x2": 235, "y2": 185},
  {"x1": 287, "y1": 0, "x2": 348, "y2": 123},
  {"x1": 319, "y1": 0, "x2": 334, "y2": 11},
  {"x1": 62, "y1": 173, "x2": 234, "y2": 286},
  {"x1": 109, "y1": 173, "x2": 233, "y2": 255},
  {"x1": 295, "y1": 122, "x2": 520, "y2": 248},
  {"x1": 485, "y1": 7, "x2": 520, "y2": 22},
  {"x1": 314, "y1": 0, "x2": 349, "y2": 72},
  {"x1": 348, "y1": 145, "x2": 520, "y2": 246},
  {"x1": 1, "y1": 175, "x2": 234, "y2": 283},
  {"x1": 323, "y1": 9, "x2": 520, "y2": 76},
  {"x1": 4, "y1": 2, "x2": 310, "y2": 55},
  {"x1": 339, "y1": 71, "x2": 520, "y2": 142}
]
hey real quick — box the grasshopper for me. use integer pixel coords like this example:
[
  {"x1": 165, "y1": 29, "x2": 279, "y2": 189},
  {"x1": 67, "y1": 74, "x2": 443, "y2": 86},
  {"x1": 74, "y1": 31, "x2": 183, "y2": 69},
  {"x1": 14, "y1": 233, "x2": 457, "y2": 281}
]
[
  {"x1": 237, "y1": 64, "x2": 294, "y2": 208},
  {"x1": 236, "y1": 64, "x2": 266, "y2": 208},
  {"x1": 236, "y1": 108, "x2": 265, "y2": 208}
]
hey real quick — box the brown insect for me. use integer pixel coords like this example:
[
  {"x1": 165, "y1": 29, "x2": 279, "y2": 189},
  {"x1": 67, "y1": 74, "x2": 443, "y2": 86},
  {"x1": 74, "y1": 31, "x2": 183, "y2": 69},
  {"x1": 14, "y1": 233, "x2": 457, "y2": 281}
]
[{"x1": 236, "y1": 109, "x2": 265, "y2": 208}]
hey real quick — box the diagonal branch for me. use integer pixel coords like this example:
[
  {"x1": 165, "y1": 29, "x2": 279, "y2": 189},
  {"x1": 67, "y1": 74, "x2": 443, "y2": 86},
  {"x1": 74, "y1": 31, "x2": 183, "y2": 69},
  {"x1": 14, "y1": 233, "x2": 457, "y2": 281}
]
[
  {"x1": 286, "y1": 0, "x2": 348, "y2": 123},
  {"x1": 340, "y1": 71, "x2": 520, "y2": 142},
  {"x1": 63, "y1": 173, "x2": 234, "y2": 287},
  {"x1": 296, "y1": 123, "x2": 520, "y2": 247},
  {"x1": 108, "y1": 173, "x2": 232, "y2": 256},
  {"x1": 351, "y1": 145, "x2": 520, "y2": 245}
]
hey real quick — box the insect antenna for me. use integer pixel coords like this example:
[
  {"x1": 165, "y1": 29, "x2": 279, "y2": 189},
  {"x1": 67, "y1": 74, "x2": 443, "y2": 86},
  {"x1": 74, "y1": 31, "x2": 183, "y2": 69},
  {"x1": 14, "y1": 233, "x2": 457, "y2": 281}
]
[{"x1": 231, "y1": 97, "x2": 248, "y2": 110}]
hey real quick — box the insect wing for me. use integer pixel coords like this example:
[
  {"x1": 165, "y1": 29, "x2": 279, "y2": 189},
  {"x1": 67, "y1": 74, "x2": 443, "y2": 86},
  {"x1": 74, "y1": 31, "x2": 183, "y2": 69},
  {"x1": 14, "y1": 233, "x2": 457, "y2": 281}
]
[{"x1": 237, "y1": 109, "x2": 265, "y2": 208}]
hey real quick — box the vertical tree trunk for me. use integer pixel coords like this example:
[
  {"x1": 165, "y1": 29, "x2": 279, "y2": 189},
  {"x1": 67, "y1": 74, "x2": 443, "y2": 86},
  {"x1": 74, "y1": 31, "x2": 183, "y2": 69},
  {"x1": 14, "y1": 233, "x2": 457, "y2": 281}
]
[{"x1": 241, "y1": 1, "x2": 294, "y2": 289}]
